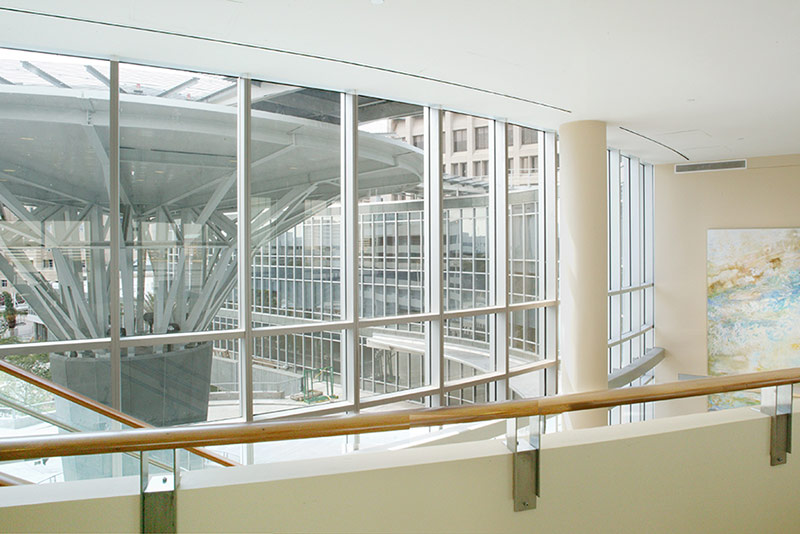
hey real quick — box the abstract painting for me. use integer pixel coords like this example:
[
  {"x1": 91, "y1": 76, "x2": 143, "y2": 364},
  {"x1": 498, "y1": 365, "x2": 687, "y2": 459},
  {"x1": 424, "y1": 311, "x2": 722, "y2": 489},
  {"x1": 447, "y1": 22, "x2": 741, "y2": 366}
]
[{"x1": 707, "y1": 228, "x2": 800, "y2": 409}]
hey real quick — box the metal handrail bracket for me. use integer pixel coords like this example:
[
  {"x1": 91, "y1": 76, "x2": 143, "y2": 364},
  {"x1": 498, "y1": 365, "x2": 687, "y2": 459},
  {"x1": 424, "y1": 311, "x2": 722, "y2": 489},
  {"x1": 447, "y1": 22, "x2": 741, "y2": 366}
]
[
  {"x1": 761, "y1": 384, "x2": 793, "y2": 466},
  {"x1": 141, "y1": 449, "x2": 178, "y2": 534},
  {"x1": 506, "y1": 416, "x2": 541, "y2": 511}
]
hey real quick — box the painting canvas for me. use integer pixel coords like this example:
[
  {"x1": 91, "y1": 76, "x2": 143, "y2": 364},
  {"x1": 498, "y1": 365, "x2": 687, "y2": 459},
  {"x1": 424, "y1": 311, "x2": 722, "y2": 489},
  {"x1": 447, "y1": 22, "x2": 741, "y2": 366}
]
[{"x1": 707, "y1": 228, "x2": 800, "y2": 409}]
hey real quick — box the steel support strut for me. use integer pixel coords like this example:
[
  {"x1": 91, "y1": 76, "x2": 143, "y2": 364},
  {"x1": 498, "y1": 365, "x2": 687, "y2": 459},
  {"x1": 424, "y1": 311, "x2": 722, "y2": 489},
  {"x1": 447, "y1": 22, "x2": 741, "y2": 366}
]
[
  {"x1": 507, "y1": 415, "x2": 541, "y2": 511},
  {"x1": 762, "y1": 384, "x2": 792, "y2": 466},
  {"x1": 140, "y1": 449, "x2": 178, "y2": 533}
]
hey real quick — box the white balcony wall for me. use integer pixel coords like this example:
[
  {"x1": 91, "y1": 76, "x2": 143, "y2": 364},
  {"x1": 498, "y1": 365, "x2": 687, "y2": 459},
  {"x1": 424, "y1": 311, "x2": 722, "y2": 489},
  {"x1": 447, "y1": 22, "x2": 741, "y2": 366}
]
[{"x1": 2, "y1": 405, "x2": 799, "y2": 533}]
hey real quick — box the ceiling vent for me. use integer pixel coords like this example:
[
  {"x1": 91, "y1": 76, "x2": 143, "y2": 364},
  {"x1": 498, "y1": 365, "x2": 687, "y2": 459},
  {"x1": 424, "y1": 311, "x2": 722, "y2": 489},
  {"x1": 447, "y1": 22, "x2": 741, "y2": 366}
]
[{"x1": 674, "y1": 160, "x2": 747, "y2": 173}]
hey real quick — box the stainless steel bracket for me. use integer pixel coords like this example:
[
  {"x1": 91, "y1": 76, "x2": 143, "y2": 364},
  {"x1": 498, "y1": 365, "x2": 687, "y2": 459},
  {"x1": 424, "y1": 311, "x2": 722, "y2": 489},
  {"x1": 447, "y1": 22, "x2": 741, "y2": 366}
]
[
  {"x1": 506, "y1": 416, "x2": 541, "y2": 511},
  {"x1": 761, "y1": 385, "x2": 793, "y2": 466},
  {"x1": 141, "y1": 450, "x2": 178, "y2": 533}
]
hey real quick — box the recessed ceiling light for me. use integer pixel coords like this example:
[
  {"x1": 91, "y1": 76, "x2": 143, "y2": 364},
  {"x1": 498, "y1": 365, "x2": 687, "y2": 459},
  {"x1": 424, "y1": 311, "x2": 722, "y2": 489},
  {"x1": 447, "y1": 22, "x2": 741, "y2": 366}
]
[
  {"x1": 154, "y1": 170, "x2": 164, "y2": 174},
  {"x1": 289, "y1": 166, "x2": 298, "y2": 170},
  {"x1": 2, "y1": 169, "x2": 14, "y2": 173},
  {"x1": 19, "y1": 137, "x2": 34, "y2": 141}
]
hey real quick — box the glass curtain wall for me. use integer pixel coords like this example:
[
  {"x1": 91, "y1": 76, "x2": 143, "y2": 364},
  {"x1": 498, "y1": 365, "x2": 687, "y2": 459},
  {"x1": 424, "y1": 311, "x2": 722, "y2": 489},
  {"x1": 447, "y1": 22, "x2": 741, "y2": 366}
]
[
  {"x1": 608, "y1": 149, "x2": 655, "y2": 424},
  {"x1": 0, "y1": 47, "x2": 560, "y2": 438}
]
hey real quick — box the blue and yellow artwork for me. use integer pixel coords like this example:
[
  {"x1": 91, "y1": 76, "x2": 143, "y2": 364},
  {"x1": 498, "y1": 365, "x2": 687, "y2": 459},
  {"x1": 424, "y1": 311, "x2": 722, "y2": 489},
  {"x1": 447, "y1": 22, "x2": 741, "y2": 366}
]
[{"x1": 707, "y1": 228, "x2": 800, "y2": 409}]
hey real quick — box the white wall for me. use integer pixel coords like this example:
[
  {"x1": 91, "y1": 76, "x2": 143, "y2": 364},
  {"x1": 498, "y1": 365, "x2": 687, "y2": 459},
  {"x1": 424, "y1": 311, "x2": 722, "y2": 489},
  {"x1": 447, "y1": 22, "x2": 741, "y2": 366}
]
[
  {"x1": 654, "y1": 154, "x2": 800, "y2": 416},
  {"x1": 2, "y1": 406, "x2": 799, "y2": 533}
]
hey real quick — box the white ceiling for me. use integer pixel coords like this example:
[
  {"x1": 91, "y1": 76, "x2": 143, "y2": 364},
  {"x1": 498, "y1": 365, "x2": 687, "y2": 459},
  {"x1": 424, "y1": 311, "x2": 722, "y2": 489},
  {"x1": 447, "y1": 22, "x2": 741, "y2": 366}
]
[{"x1": 1, "y1": 0, "x2": 798, "y2": 164}]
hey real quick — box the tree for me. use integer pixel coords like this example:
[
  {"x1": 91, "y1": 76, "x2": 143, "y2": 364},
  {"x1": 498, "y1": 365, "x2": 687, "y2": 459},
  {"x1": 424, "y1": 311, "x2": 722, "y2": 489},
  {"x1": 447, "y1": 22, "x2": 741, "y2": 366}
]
[
  {"x1": 2, "y1": 291, "x2": 16, "y2": 331},
  {"x1": 0, "y1": 336, "x2": 50, "y2": 380}
]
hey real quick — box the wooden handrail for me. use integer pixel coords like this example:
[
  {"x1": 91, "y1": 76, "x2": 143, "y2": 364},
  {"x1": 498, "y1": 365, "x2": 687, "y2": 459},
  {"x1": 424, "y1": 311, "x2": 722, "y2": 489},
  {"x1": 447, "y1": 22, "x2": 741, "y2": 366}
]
[
  {"x1": 0, "y1": 359, "x2": 237, "y2": 467},
  {"x1": 1, "y1": 367, "x2": 799, "y2": 462},
  {"x1": 0, "y1": 471, "x2": 31, "y2": 486}
]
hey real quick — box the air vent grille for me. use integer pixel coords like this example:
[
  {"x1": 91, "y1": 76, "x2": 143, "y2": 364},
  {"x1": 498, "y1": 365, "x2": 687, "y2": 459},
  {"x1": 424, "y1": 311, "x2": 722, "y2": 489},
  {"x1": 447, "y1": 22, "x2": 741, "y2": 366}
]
[{"x1": 675, "y1": 160, "x2": 747, "y2": 173}]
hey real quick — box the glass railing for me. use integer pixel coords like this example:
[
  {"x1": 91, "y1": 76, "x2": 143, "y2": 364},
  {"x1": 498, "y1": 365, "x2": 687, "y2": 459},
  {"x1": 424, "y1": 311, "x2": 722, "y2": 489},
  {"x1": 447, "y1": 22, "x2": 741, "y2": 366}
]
[{"x1": 0, "y1": 365, "x2": 224, "y2": 484}]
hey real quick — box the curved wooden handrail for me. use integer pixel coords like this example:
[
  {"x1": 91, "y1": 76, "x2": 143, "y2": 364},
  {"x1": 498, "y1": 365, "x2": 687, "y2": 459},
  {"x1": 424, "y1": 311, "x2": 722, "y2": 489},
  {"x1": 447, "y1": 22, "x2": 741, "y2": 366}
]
[
  {"x1": 0, "y1": 471, "x2": 31, "y2": 486},
  {"x1": 0, "y1": 359, "x2": 237, "y2": 467},
  {"x1": 1, "y1": 367, "x2": 799, "y2": 462}
]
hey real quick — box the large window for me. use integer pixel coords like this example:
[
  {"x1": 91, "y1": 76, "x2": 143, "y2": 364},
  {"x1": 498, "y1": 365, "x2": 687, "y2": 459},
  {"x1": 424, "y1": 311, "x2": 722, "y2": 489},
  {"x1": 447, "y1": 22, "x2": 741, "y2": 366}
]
[
  {"x1": 0, "y1": 48, "x2": 559, "y2": 441},
  {"x1": 608, "y1": 150, "x2": 655, "y2": 424}
]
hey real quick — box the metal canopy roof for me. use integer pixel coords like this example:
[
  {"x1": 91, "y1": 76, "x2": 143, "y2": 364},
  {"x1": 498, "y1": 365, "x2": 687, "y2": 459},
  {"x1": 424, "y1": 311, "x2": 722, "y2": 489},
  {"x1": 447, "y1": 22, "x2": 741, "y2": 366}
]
[{"x1": 0, "y1": 85, "x2": 423, "y2": 218}]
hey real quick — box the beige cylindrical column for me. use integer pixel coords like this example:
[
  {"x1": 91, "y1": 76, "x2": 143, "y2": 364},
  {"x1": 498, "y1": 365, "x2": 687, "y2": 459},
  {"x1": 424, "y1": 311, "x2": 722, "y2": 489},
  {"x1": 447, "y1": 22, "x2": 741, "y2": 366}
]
[{"x1": 559, "y1": 120, "x2": 608, "y2": 429}]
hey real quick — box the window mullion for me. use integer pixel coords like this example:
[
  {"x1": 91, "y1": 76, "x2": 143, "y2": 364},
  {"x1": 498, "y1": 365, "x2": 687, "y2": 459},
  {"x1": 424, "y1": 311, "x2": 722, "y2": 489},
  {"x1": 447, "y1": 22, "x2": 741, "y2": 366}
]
[
  {"x1": 490, "y1": 120, "x2": 508, "y2": 401},
  {"x1": 237, "y1": 78, "x2": 253, "y2": 422},
  {"x1": 424, "y1": 107, "x2": 444, "y2": 406},
  {"x1": 109, "y1": 60, "x2": 121, "y2": 411},
  {"x1": 341, "y1": 93, "x2": 360, "y2": 409}
]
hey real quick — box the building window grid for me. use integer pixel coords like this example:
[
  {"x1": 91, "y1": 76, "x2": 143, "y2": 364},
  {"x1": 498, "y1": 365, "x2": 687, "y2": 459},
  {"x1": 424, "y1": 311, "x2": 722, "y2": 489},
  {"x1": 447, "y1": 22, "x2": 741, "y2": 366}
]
[
  {"x1": 359, "y1": 210, "x2": 424, "y2": 327},
  {"x1": 1, "y1": 48, "x2": 563, "y2": 423},
  {"x1": 233, "y1": 130, "x2": 540, "y2": 404},
  {"x1": 245, "y1": 214, "x2": 341, "y2": 322}
]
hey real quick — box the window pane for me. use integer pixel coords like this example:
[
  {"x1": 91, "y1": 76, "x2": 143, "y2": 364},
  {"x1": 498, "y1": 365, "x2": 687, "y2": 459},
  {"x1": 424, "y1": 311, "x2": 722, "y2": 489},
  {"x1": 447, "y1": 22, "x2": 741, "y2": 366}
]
[
  {"x1": 443, "y1": 313, "x2": 494, "y2": 385},
  {"x1": 509, "y1": 126, "x2": 541, "y2": 304},
  {"x1": 357, "y1": 96, "x2": 424, "y2": 320},
  {"x1": 510, "y1": 370, "x2": 546, "y2": 399},
  {"x1": 251, "y1": 329, "x2": 344, "y2": 417},
  {"x1": 360, "y1": 322, "x2": 427, "y2": 398},
  {"x1": 119, "y1": 63, "x2": 238, "y2": 337},
  {"x1": 509, "y1": 308, "x2": 542, "y2": 368},
  {"x1": 250, "y1": 83, "x2": 342, "y2": 324},
  {"x1": 0, "y1": 50, "x2": 114, "y2": 407},
  {"x1": 442, "y1": 112, "x2": 491, "y2": 314},
  {"x1": 0, "y1": 50, "x2": 110, "y2": 343},
  {"x1": 445, "y1": 383, "x2": 489, "y2": 406}
]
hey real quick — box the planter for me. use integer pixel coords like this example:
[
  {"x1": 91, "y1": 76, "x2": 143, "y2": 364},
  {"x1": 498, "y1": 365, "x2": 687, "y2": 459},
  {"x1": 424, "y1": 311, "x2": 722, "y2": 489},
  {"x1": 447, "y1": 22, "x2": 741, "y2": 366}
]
[{"x1": 50, "y1": 342, "x2": 213, "y2": 428}]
